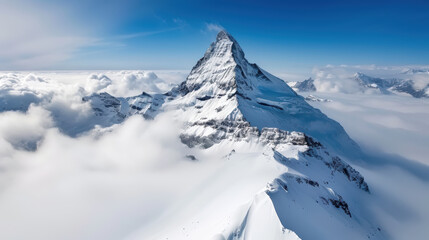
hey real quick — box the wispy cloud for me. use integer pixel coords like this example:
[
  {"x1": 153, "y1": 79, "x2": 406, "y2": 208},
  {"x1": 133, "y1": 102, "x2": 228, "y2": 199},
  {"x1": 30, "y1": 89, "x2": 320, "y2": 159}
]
[
  {"x1": 115, "y1": 27, "x2": 183, "y2": 40},
  {"x1": 206, "y1": 23, "x2": 224, "y2": 32},
  {"x1": 113, "y1": 18, "x2": 187, "y2": 41}
]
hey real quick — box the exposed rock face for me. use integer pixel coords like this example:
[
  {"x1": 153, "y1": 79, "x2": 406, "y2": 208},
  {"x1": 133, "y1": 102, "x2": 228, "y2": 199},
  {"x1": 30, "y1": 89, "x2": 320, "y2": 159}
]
[
  {"x1": 292, "y1": 78, "x2": 317, "y2": 92},
  {"x1": 82, "y1": 91, "x2": 165, "y2": 122},
  {"x1": 180, "y1": 119, "x2": 308, "y2": 149},
  {"x1": 82, "y1": 92, "x2": 126, "y2": 125},
  {"x1": 123, "y1": 92, "x2": 165, "y2": 119}
]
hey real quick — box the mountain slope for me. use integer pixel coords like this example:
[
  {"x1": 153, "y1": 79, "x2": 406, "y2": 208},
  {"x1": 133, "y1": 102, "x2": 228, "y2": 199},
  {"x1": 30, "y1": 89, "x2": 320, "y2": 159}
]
[
  {"x1": 170, "y1": 31, "x2": 358, "y2": 155},
  {"x1": 81, "y1": 31, "x2": 383, "y2": 240},
  {"x1": 146, "y1": 31, "x2": 380, "y2": 239}
]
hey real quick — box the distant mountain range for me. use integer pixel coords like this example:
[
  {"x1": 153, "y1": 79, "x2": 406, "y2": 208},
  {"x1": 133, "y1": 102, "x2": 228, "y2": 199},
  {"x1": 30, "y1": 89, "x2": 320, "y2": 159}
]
[
  {"x1": 354, "y1": 72, "x2": 429, "y2": 98},
  {"x1": 290, "y1": 72, "x2": 429, "y2": 98},
  {"x1": 288, "y1": 78, "x2": 316, "y2": 92}
]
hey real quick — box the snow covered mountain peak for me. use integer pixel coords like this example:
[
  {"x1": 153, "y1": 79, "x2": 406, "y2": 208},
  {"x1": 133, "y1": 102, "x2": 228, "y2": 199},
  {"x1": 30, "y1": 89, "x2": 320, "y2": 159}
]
[
  {"x1": 175, "y1": 31, "x2": 358, "y2": 154},
  {"x1": 81, "y1": 31, "x2": 359, "y2": 154},
  {"x1": 216, "y1": 29, "x2": 231, "y2": 39},
  {"x1": 212, "y1": 30, "x2": 245, "y2": 61},
  {"x1": 197, "y1": 30, "x2": 244, "y2": 66}
]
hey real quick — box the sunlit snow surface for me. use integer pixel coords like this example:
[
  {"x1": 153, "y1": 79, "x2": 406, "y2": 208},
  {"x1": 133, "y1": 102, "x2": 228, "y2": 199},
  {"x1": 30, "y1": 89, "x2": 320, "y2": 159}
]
[
  {"x1": 1, "y1": 34, "x2": 429, "y2": 239},
  {"x1": 0, "y1": 69, "x2": 428, "y2": 240}
]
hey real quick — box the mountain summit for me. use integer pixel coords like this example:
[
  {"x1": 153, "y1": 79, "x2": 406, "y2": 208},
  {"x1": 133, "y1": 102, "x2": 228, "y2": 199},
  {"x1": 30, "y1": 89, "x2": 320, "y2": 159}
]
[
  {"x1": 175, "y1": 30, "x2": 358, "y2": 154},
  {"x1": 84, "y1": 30, "x2": 358, "y2": 153}
]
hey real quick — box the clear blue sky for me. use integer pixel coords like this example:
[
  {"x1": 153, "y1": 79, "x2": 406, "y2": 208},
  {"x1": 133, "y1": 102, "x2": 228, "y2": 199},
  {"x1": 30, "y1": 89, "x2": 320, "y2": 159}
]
[{"x1": 1, "y1": 0, "x2": 428, "y2": 74}]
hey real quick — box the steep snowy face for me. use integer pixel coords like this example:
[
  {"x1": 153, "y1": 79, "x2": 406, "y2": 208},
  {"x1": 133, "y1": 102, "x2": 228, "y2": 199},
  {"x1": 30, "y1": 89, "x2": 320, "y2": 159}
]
[
  {"x1": 176, "y1": 30, "x2": 357, "y2": 154},
  {"x1": 179, "y1": 30, "x2": 248, "y2": 97}
]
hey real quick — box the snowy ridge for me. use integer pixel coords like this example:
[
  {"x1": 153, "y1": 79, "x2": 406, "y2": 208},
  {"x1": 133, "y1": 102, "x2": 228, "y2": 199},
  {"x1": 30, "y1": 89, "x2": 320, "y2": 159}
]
[{"x1": 288, "y1": 77, "x2": 316, "y2": 92}]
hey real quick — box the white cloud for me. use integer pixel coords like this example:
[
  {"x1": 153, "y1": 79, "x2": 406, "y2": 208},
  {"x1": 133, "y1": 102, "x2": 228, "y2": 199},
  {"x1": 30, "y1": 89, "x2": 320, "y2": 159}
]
[
  {"x1": 115, "y1": 71, "x2": 162, "y2": 95},
  {"x1": 0, "y1": 108, "x2": 284, "y2": 240},
  {"x1": 303, "y1": 92, "x2": 429, "y2": 165},
  {"x1": 206, "y1": 23, "x2": 224, "y2": 32},
  {"x1": 0, "y1": 71, "x2": 428, "y2": 239},
  {"x1": 0, "y1": 113, "x2": 197, "y2": 240},
  {"x1": 0, "y1": 70, "x2": 187, "y2": 138},
  {"x1": 100, "y1": 70, "x2": 186, "y2": 97},
  {"x1": 84, "y1": 74, "x2": 113, "y2": 93},
  {"x1": 0, "y1": 105, "x2": 53, "y2": 150},
  {"x1": 0, "y1": 73, "x2": 57, "y2": 111}
]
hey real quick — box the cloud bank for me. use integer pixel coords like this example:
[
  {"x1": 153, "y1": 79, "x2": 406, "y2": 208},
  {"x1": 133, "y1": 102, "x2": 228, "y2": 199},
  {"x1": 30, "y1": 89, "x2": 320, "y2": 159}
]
[
  {"x1": 0, "y1": 112, "x2": 204, "y2": 240},
  {"x1": 303, "y1": 92, "x2": 429, "y2": 165},
  {"x1": 0, "y1": 71, "x2": 428, "y2": 239}
]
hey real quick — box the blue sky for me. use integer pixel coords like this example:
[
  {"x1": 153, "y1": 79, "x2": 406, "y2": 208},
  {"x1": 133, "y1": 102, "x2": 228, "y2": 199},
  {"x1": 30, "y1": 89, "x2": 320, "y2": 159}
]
[{"x1": 1, "y1": 0, "x2": 428, "y2": 75}]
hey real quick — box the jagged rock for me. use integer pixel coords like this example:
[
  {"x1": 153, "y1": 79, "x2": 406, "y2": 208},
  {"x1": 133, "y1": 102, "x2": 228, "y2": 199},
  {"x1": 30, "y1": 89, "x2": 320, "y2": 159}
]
[
  {"x1": 290, "y1": 78, "x2": 317, "y2": 92},
  {"x1": 82, "y1": 91, "x2": 165, "y2": 122}
]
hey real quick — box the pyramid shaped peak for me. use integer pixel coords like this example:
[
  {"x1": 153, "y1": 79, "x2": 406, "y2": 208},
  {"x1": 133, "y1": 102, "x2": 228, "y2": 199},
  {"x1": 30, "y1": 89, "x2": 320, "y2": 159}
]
[
  {"x1": 216, "y1": 30, "x2": 235, "y2": 42},
  {"x1": 212, "y1": 30, "x2": 245, "y2": 60}
]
